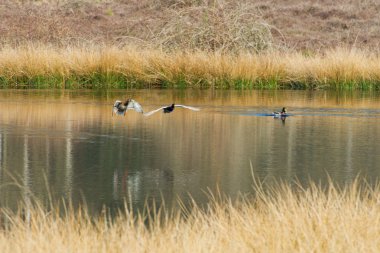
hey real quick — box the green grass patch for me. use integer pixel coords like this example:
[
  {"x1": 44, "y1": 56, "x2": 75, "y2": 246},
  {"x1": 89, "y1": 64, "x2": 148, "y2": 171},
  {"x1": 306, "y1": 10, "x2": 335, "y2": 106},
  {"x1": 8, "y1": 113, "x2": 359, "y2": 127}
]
[{"x1": 1, "y1": 74, "x2": 380, "y2": 90}]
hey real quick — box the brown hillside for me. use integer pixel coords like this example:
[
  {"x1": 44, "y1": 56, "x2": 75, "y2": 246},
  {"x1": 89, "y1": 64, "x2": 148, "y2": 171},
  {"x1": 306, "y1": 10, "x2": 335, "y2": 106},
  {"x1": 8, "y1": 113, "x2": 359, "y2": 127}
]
[{"x1": 1, "y1": 0, "x2": 380, "y2": 52}]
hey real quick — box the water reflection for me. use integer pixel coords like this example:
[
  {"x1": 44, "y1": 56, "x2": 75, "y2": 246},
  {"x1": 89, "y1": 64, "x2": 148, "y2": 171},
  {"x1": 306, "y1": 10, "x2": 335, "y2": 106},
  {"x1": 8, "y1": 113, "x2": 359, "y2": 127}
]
[
  {"x1": 112, "y1": 166, "x2": 174, "y2": 210},
  {"x1": 64, "y1": 120, "x2": 73, "y2": 199},
  {"x1": 23, "y1": 134, "x2": 31, "y2": 224},
  {"x1": 274, "y1": 115, "x2": 287, "y2": 125},
  {"x1": 0, "y1": 133, "x2": 2, "y2": 183},
  {"x1": 0, "y1": 90, "x2": 379, "y2": 214}
]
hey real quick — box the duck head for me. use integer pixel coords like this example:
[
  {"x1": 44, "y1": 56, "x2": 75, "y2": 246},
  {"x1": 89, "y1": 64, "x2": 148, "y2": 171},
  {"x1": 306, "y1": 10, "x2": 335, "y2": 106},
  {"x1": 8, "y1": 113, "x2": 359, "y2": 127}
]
[{"x1": 123, "y1": 98, "x2": 131, "y2": 106}]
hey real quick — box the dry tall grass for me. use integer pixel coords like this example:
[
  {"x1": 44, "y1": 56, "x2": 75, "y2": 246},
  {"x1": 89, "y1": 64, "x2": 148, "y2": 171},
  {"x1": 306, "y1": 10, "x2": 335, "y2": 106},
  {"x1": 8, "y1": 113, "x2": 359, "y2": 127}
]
[
  {"x1": 1, "y1": 45, "x2": 380, "y2": 89},
  {"x1": 0, "y1": 179, "x2": 379, "y2": 252}
]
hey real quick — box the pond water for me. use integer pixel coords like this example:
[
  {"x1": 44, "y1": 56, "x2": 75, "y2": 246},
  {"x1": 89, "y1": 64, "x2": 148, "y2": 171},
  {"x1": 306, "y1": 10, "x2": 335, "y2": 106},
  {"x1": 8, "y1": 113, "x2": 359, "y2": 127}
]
[{"x1": 0, "y1": 89, "x2": 379, "y2": 214}]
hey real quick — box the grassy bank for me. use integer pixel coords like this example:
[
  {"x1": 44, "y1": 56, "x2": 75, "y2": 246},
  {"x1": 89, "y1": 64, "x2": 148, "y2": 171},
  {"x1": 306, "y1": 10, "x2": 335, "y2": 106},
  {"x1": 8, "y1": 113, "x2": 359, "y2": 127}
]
[
  {"x1": 1, "y1": 45, "x2": 380, "y2": 89},
  {"x1": 0, "y1": 179, "x2": 379, "y2": 252}
]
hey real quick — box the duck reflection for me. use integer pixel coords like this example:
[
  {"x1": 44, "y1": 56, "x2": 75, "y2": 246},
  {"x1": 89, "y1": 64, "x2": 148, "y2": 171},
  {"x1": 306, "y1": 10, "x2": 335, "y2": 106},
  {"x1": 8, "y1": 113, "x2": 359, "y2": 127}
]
[
  {"x1": 273, "y1": 107, "x2": 287, "y2": 125},
  {"x1": 112, "y1": 166, "x2": 174, "y2": 211},
  {"x1": 275, "y1": 115, "x2": 287, "y2": 125}
]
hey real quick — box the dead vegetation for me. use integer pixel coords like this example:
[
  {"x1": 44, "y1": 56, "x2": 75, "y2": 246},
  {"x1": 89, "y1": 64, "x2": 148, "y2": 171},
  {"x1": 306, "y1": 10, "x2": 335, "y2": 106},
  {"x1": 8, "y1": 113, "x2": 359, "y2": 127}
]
[
  {"x1": 0, "y1": 178, "x2": 380, "y2": 252},
  {"x1": 1, "y1": 45, "x2": 379, "y2": 89},
  {"x1": 1, "y1": 0, "x2": 380, "y2": 52}
]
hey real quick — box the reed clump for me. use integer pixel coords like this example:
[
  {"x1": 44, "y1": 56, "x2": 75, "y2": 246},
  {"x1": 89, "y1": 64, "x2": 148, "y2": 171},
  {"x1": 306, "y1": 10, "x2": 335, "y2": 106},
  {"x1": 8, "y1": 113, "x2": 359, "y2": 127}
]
[
  {"x1": 152, "y1": 1, "x2": 272, "y2": 53},
  {"x1": 0, "y1": 179, "x2": 379, "y2": 252},
  {"x1": 1, "y1": 45, "x2": 380, "y2": 89}
]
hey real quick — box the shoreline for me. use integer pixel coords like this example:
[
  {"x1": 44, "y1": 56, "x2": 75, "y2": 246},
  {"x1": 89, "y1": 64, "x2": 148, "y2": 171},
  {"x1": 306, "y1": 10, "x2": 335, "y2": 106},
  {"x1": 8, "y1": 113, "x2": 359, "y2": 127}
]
[{"x1": 0, "y1": 46, "x2": 379, "y2": 90}]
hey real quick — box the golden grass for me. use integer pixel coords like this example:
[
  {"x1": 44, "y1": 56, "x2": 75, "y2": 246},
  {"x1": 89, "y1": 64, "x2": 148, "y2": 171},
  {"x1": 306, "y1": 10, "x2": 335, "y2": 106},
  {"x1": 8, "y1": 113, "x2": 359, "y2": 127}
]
[
  {"x1": 0, "y1": 178, "x2": 380, "y2": 252},
  {"x1": 1, "y1": 45, "x2": 380, "y2": 89}
]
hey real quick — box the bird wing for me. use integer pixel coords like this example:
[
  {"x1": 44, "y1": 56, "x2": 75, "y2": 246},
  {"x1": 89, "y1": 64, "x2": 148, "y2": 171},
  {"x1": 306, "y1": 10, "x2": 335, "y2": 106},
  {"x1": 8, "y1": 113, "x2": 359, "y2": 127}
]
[
  {"x1": 113, "y1": 100, "x2": 122, "y2": 107},
  {"x1": 112, "y1": 100, "x2": 122, "y2": 116},
  {"x1": 127, "y1": 99, "x2": 144, "y2": 113},
  {"x1": 143, "y1": 106, "x2": 166, "y2": 117},
  {"x1": 175, "y1": 105, "x2": 200, "y2": 111}
]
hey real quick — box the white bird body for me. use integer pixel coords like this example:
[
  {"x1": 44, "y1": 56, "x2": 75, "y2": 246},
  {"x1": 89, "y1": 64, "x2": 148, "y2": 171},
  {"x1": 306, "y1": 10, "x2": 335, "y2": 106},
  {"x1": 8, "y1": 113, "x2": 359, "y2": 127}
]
[{"x1": 143, "y1": 104, "x2": 200, "y2": 117}]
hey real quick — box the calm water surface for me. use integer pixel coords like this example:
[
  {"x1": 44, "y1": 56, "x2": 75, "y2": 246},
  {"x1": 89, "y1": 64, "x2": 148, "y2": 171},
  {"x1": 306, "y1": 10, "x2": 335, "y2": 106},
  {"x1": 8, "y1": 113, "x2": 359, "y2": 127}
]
[{"x1": 0, "y1": 90, "x2": 379, "y2": 214}]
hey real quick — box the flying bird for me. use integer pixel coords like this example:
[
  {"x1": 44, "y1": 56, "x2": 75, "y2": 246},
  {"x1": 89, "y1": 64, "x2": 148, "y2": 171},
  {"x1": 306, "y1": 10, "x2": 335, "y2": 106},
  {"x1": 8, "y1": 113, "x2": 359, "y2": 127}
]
[
  {"x1": 112, "y1": 99, "x2": 144, "y2": 116},
  {"x1": 143, "y1": 103, "x2": 200, "y2": 117}
]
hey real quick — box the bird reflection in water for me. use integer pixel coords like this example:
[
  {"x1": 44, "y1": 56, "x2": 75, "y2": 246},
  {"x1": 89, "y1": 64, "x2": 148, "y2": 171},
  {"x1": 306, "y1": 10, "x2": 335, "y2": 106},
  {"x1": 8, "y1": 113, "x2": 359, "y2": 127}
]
[
  {"x1": 273, "y1": 107, "x2": 288, "y2": 125},
  {"x1": 112, "y1": 166, "x2": 174, "y2": 210},
  {"x1": 273, "y1": 115, "x2": 287, "y2": 125}
]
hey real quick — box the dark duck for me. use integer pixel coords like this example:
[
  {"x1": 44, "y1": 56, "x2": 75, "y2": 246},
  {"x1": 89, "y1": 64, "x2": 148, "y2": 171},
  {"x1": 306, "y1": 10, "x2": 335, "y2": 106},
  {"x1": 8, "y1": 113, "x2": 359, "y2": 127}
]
[
  {"x1": 273, "y1": 107, "x2": 287, "y2": 117},
  {"x1": 163, "y1": 104, "x2": 175, "y2": 113}
]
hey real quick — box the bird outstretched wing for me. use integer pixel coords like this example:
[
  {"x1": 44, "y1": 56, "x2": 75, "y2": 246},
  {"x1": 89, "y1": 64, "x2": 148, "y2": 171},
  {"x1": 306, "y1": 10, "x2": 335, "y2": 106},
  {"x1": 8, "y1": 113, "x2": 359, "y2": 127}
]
[
  {"x1": 175, "y1": 105, "x2": 200, "y2": 111},
  {"x1": 127, "y1": 99, "x2": 144, "y2": 113},
  {"x1": 144, "y1": 104, "x2": 200, "y2": 117},
  {"x1": 143, "y1": 106, "x2": 166, "y2": 117}
]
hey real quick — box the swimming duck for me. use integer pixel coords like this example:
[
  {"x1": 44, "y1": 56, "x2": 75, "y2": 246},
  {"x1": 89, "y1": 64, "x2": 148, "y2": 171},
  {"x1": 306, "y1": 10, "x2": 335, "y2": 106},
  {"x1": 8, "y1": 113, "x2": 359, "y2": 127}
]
[
  {"x1": 112, "y1": 99, "x2": 144, "y2": 116},
  {"x1": 273, "y1": 107, "x2": 287, "y2": 117},
  {"x1": 144, "y1": 103, "x2": 200, "y2": 117}
]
